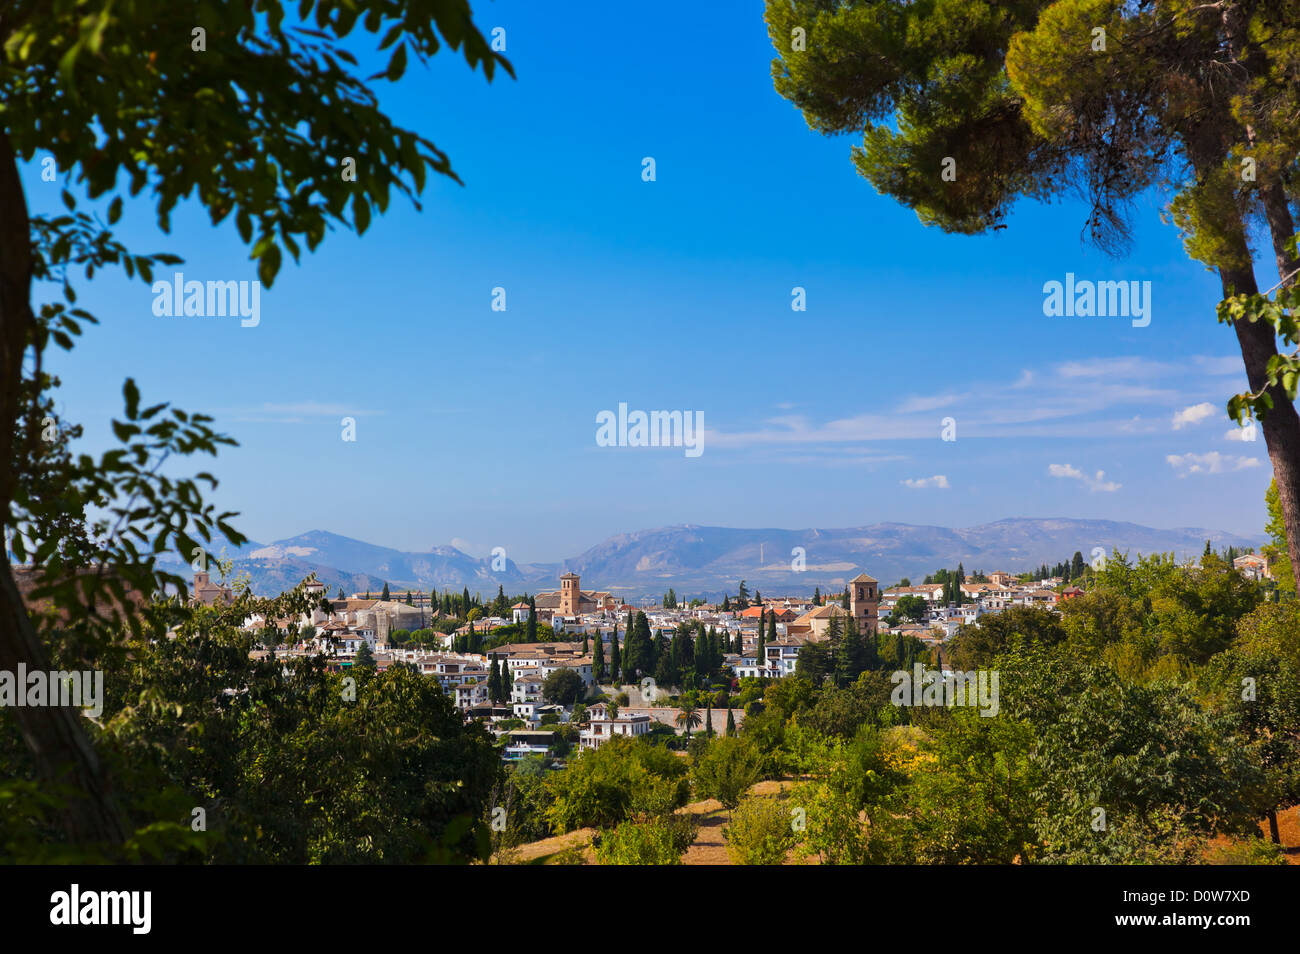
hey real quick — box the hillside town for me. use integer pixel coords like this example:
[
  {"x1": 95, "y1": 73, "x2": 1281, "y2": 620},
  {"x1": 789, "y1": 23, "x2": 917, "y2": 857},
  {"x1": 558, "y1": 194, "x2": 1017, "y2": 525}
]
[{"x1": 208, "y1": 548, "x2": 1279, "y2": 766}]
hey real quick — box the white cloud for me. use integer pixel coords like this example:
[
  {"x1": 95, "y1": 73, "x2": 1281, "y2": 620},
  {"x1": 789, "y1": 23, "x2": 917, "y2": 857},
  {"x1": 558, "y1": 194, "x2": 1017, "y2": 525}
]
[
  {"x1": 1224, "y1": 426, "x2": 1258, "y2": 442},
  {"x1": 902, "y1": 475, "x2": 950, "y2": 489},
  {"x1": 895, "y1": 392, "x2": 967, "y2": 414},
  {"x1": 704, "y1": 354, "x2": 1247, "y2": 451},
  {"x1": 1049, "y1": 463, "x2": 1121, "y2": 492},
  {"x1": 1166, "y1": 451, "x2": 1262, "y2": 476},
  {"x1": 1172, "y1": 402, "x2": 1217, "y2": 429}
]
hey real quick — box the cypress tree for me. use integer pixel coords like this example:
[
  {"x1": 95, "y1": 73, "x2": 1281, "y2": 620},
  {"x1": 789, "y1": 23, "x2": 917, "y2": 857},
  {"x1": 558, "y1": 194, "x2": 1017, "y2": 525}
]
[
  {"x1": 755, "y1": 609, "x2": 766, "y2": 670},
  {"x1": 767, "y1": 609, "x2": 778, "y2": 643},
  {"x1": 610, "y1": 623, "x2": 622, "y2": 685},
  {"x1": 593, "y1": 630, "x2": 606, "y2": 682},
  {"x1": 726, "y1": 707, "x2": 736, "y2": 736},
  {"x1": 705, "y1": 706, "x2": 713, "y2": 738},
  {"x1": 381, "y1": 582, "x2": 390, "y2": 601}
]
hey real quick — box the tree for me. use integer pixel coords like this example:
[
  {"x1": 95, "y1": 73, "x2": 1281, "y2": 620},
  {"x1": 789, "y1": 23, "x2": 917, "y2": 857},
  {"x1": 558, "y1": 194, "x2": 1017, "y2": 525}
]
[
  {"x1": 724, "y1": 794, "x2": 797, "y2": 865},
  {"x1": 623, "y1": 612, "x2": 653, "y2": 680},
  {"x1": 755, "y1": 610, "x2": 766, "y2": 670},
  {"x1": 764, "y1": 0, "x2": 1300, "y2": 599},
  {"x1": 542, "y1": 669, "x2": 584, "y2": 707},
  {"x1": 947, "y1": 606, "x2": 1068, "y2": 671},
  {"x1": 691, "y1": 737, "x2": 762, "y2": 815},
  {"x1": 381, "y1": 583, "x2": 391, "y2": 602},
  {"x1": 1265, "y1": 478, "x2": 1296, "y2": 594},
  {"x1": 893, "y1": 595, "x2": 927, "y2": 625},
  {"x1": 0, "y1": 0, "x2": 512, "y2": 847},
  {"x1": 1206, "y1": 601, "x2": 1300, "y2": 843},
  {"x1": 676, "y1": 702, "x2": 702, "y2": 738},
  {"x1": 354, "y1": 641, "x2": 376, "y2": 670},
  {"x1": 610, "y1": 622, "x2": 622, "y2": 685},
  {"x1": 726, "y1": 708, "x2": 736, "y2": 736},
  {"x1": 525, "y1": 596, "x2": 538, "y2": 643}
]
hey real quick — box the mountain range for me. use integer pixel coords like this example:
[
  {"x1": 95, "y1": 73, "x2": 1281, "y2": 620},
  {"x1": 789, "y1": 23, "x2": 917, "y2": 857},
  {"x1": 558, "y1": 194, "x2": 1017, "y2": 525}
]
[{"x1": 167, "y1": 519, "x2": 1266, "y2": 601}]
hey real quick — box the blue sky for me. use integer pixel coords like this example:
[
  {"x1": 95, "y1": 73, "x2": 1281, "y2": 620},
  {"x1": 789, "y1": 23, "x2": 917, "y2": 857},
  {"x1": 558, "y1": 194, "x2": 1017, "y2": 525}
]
[{"x1": 27, "y1": 0, "x2": 1276, "y2": 563}]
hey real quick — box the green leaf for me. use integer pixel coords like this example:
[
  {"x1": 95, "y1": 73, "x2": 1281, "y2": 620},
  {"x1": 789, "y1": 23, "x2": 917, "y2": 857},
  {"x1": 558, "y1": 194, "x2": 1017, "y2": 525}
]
[
  {"x1": 123, "y1": 378, "x2": 141, "y2": 419},
  {"x1": 353, "y1": 194, "x2": 370, "y2": 234},
  {"x1": 258, "y1": 245, "x2": 282, "y2": 287},
  {"x1": 387, "y1": 43, "x2": 407, "y2": 80}
]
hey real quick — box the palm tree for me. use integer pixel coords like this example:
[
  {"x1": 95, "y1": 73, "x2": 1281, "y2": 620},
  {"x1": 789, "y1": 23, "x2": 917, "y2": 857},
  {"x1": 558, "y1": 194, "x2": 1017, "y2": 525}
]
[{"x1": 676, "y1": 703, "x2": 702, "y2": 740}]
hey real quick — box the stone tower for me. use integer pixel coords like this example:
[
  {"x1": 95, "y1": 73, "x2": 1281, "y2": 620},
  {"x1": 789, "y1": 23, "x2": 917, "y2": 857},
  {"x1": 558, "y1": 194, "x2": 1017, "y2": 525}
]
[
  {"x1": 849, "y1": 572, "x2": 879, "y2": 634},
  {"x1": 560, "y1": 572, "x2": 580, "y2": 616}
]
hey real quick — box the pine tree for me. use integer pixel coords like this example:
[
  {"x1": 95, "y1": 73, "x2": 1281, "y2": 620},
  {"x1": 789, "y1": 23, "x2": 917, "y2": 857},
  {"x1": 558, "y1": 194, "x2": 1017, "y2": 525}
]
[
  {"x1": 813, "y1": 586, "x2": 821, "y2": 606},
  {"x1": 726, "y1": 707, "x2": 736, "y2": 736},
  {"x1": 841, "y1": 587, "x2": 850, "y2": 610},
  {"x1": 381, "y1": 582, "x2": 390, "y2": 601}
]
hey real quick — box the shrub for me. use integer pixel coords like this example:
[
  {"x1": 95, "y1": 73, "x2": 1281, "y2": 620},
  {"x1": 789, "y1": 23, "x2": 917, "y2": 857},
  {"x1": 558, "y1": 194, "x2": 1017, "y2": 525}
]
[
  {"x1": 594, "y1": 816, "x2": 696, "y2": 865},
  {"x1": 725, "y1": 794, "x2": 798, "y2": 865}
]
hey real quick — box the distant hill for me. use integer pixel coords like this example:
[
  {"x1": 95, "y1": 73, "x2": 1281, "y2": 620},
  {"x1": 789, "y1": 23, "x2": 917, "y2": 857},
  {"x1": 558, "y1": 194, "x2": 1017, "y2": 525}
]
[{"x1": 206, "y1": 519, "x2": 1264, "y2": 599}]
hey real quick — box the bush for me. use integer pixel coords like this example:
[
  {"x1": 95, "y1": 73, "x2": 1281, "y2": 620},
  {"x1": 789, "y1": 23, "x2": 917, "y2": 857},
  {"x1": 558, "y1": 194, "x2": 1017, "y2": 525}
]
[
  {"x1": 544, "y1": 736, "x2": 689, "y2": 833},
  {"x1": 691, "y1": 737, "x2": 761, "y2": 812},
  {"x1": 725, "y1": 794, "x2": 798, "y2": 865},
  {"x1": 594, "y1": 816, "x2": 697, "y2": 865}
]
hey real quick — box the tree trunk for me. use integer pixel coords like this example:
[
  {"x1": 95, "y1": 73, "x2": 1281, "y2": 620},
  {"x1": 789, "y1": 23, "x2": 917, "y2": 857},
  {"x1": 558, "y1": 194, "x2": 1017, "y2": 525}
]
[
  {"x1": 1215, "y1": 0, "x2": 1300, "y2": 586},
  {"x1": 0, "y1": 131, "x2": 127, "y2": 847},
  {"x1": 1219, "y1": 256, "x2": 1300, "y2": 586},
  {"x1": 1267, "y1": 808, "x2": 1281, "y2": 844},
  {"x1": 1257, "y1": 180, "x2": 1300, "y2": 581}
]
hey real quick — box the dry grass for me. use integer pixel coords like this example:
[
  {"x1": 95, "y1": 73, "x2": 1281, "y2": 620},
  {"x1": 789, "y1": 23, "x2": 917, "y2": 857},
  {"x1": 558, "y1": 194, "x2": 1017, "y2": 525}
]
[{"x1": 513, "y1": 787, "x2": 1300, "y2": 866}]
